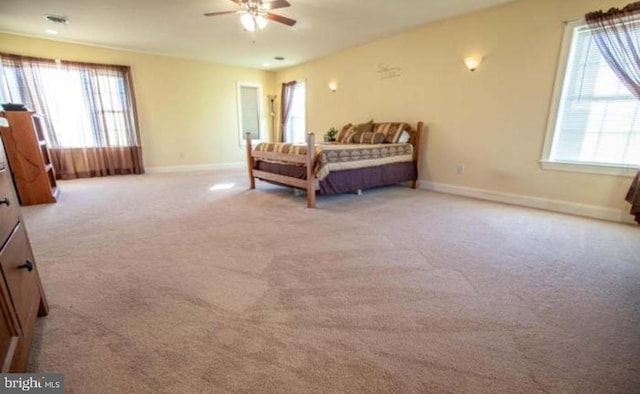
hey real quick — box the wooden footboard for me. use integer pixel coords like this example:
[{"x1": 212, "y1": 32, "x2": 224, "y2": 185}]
[
  {"x1": 245, "y1": 134, "x2": 255, "y2": 190},
  {"x1": 246, "y1": 132, "x2": 319, "y2": 208},
  {"x1": 412, "y1": 121, "x2": 424, "y2": 189}
]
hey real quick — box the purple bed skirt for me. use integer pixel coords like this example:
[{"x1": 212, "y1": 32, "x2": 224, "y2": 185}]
[{"x1": 255, "y1": 161, "x2": 417, "y2": 195}]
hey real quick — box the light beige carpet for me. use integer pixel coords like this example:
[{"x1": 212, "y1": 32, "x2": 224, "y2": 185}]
[{"x1": 21, "y1": 170, "x2": 640, "y2": 393}]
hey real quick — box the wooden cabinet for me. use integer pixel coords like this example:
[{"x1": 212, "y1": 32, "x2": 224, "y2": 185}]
[
  {"x1": 0, "y1": 133, "x2": 48, "y2": 372},
  {"x1": 0, "y1": 111, "x2": 58, "y2": 206}
]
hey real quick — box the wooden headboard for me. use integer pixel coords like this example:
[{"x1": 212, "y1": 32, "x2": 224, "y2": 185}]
[{"x1": 410, "y1": 121, "x2": 424, "y2": 189}]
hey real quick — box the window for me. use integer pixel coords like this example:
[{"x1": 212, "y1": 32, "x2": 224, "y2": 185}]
[
  {"x1": 542, "y1": 20, "x2": 640, "y2": 175},
  {"x1": 0, "y1": 53, "x2": 143, "y2": 179},
  {"x1": 284, "y1": 81, "x2": 306, "y2": 143},
  {"x1": 237, "y1": 82, "x2": 264, "y2": 144},
  {"x1": 0, "y1": 56, "x2": 139, "y2": 149}
]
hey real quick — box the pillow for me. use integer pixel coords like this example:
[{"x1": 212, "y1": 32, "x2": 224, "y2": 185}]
[
  {"x1": 397, "y1": 130, "x2": 411, "y2": 144},
  {"x1": 354, "y1": 119, "x2": 374, "y2": 134},
  {"x1": 336, "y1": 123, "x2": 353, "y2": 142},
  {"x1": 337, "y1": 124, "x2": 357, "y2": 143},
  {"x1": 351, "y1": 131, "x2": 385, "y2": 144},
  {"x1": 373, "y1": 122, "x2": 410, "y2": 143}
]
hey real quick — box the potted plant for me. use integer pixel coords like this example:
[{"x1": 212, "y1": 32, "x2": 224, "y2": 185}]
[{"x1": 326, "y1": 127, "x2": 338, "y2": 142}]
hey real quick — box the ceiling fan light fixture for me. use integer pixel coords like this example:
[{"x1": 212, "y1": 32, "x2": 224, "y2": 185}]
[
  {"x1": 256, "y1": 15, "x2": 268, "y2": 30},
  {"x1": 240, "y1": 12, "x2": 268, "y2": 32},
  {"x1": 240, "y1": 13, "x2": 255, "y2": 31},
  {"x1": 204, "y1": 0, "x2": 295, "y2": 37}
]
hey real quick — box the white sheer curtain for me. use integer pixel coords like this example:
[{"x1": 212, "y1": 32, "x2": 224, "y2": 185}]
[
  {"x1": 284, "y1": 81, "x2": 306, "y2": 143},
  {"x1": 586, "y1": 2, "x2": 640, "y2": 100},
  {"x1": 279, "y1": 80, "x2": 297, "y2": 142}
]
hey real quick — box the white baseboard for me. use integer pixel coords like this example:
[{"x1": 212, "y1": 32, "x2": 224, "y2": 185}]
[
  {"x1": 146, "y1": 162, "x2": 245, "y2": 174},
  {"x1": 418, "y1": 180, "x2": 636, "y2": 225}
]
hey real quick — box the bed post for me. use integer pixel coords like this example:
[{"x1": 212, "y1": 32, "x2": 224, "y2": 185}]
[
  {"x1": 412, "y1": 122, "x2": 424, "y2": 189},
  {"x1": 245, "y1": 132, "x2": 255, "y2": 189},
  {"x1": 306, "y1": 132, "x2": 316, "y2": 208}
]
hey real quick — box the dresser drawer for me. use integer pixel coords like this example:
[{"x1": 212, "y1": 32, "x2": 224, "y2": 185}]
[
  {"x1": 0, "y1": 308, "x2": 18, "y2": 372},
  {"x1": 0, "y1": 225, "x2": 40, "y2": 337},
  {"x1": 0, "y1": 166, "x2": 20, "y2": 248}
]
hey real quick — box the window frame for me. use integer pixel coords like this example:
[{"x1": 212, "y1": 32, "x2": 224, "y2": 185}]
[
  {"x1": 236, "y1": 81, "x2": 265, "y2": 146},
  {"x1": 540, "y1": 19, "x2": 639, "y2": 177}
]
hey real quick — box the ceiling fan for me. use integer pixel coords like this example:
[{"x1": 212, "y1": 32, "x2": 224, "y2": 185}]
[{"x1": 204, "y1": 0, "x2": 297, "y2": 32}]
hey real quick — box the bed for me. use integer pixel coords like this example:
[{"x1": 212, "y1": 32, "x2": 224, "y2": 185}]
[{"x1": 245, "y1": 121, "x2": 424, "y2": 208}]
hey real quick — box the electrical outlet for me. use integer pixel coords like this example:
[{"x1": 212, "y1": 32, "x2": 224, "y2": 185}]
[{"x1": 456, "y1": 163, "x2": 465, "y2": 175}]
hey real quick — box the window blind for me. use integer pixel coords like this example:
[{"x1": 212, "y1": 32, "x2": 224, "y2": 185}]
[{"x1": 240, "y1": 86, "x2": 260, "y2": 140}]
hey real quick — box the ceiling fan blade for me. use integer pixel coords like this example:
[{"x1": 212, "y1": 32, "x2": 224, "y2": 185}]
[
  {"x1": 204, "y1": 10, "x2": 238, "y2": 16},
  {"x1": 229, "y1": 0, "x2": 243, "y2": 4},
  {"x1": 266, "y1": 12, "x2": 297, "y2": 26},
  {"x1": 265, "y1": 0, "x2": 291, "y2": 10}
]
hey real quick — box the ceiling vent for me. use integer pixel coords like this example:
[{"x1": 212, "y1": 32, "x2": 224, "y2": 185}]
[{"x1": 44, "y1": 15, "x2": 69, "y2": 25}]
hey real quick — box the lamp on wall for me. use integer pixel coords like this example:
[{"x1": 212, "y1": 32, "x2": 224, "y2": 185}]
[
  {"x1": 328, "y1": 81, "x2": 338, "y2": 92},
  {"x1": 464, "y1": 56, "x2": 483, "y2": 72}
]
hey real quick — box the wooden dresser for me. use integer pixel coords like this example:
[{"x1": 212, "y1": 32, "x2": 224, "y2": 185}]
[
  {"x1": 0, "y1": 111, "x2": 58, "y2": 206},
  {"x1": 0, "y1": 129, "x2": 49, "y2": 372}
]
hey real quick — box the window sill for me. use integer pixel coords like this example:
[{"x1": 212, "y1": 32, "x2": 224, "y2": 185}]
[{"x1": 540, "y1": 160, "x2": 639, "y2": 177}]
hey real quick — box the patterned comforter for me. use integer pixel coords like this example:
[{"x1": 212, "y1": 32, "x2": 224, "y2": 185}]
[{"x1": 254, "y1": 142, "x2": 414, "y2": 181}]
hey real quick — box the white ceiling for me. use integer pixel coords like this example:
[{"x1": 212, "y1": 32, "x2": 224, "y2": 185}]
[{"x1": 0, "y1": 0, "x2": 515, "y2": 70}]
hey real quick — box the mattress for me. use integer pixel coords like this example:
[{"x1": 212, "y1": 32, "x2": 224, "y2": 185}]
[{"x1": 254, "y1": 142, "x2": 414, "y2": 181}]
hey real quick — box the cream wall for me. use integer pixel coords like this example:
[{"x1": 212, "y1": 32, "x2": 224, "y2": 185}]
[
  {"x1": 0, "y1": 33, "x2": 276, "y2": 169},
  {"x1": 275, "y1": 0, "x2": 635, "y2": 214}
]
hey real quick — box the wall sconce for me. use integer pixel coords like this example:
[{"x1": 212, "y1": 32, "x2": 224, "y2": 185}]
[
  {"x1": 463, "y1": 56, "x2": 483, "y2": 72},
  {"x1": 328, "y1": 82, "x2": 338, "y2": 92}
]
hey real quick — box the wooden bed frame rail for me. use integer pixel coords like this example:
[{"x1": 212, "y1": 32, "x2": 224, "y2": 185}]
[{"x1": 246, "y1": 121, "x2": 424, "y2": 208}]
